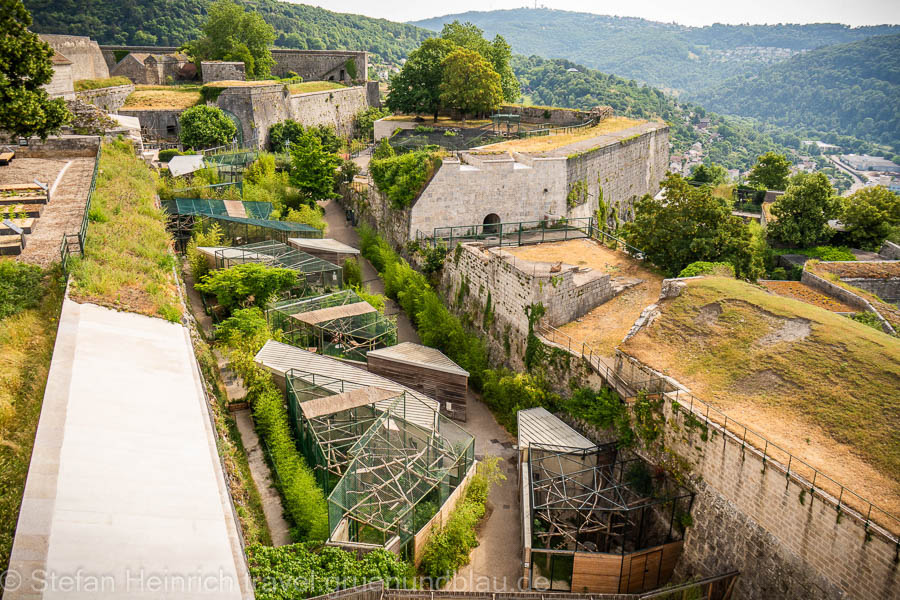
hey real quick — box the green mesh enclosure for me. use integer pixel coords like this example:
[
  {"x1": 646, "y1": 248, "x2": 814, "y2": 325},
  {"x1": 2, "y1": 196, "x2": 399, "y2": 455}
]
[
  {"x1": 196, "y1": 214, "x2": 323, "y2": 246},
  {"x1": 163, "y1": 198, "x2": 273, "y2": 219},
  {"x1": 269, "y1": 290, "x2": 398, "y2": 362},
  {"x1": 212, "y1": 240, "x2": 341, "y2": 296},
  {"x1": 283, "y1": 369, "x2": 475, "y2": 549}
]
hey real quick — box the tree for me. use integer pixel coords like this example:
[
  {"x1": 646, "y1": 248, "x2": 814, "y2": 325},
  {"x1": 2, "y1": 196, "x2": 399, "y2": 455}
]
[
  {"x1": 439, "y1": 21, "x2": 519, "y2": 102},
  {"x1": 622, "y1": 174, "x2": 764, "y2": 279},
  {"x1": 841, "y1": 186, "x2": 900, "y2": 250},
  {"x1": 269, "y1": 120, "x2": 340, "y2": 153},
  {"x1": 386, "y1": 38, "x2": 456, "y2": 120},
  {"x1": 439, "y1": 49, "x2": 503, "y2": 122},
  {"x1": 184, "y1": 0, "x2": 275, "y2": 79},
  {"x1": 768, "y1": 172, "x2": 841, "y2": 247},
  {"x1": 747, "y1": 151, "x2": 792, "y2": 190},
  {"x1": 179, "y1": 105, "x2": 236, "y2": 149},
  {"x1": 196, "y1": 263, "x2": 297, "y2": 310},
  {"x1": 288, "y1": 129, "x2": 341, "y2": 205},
  {"x1": 0, "y1": 0, "x2": 71, "y2": 139},
  {"x1": 689, "y1": 163, "x2": 728, "y2": 185}
]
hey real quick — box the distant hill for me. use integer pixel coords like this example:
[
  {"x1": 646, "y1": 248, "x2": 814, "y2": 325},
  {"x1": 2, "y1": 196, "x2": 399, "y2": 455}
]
[
  {"x1": 694, "y1": 34, "x2": 900, "y2": 153},
  {"x1": 411, "y1": 9, "x2": 898, "y2": 97},
  {"x1": 24, "y1": 0, "x2": 432, "y2": 63}
]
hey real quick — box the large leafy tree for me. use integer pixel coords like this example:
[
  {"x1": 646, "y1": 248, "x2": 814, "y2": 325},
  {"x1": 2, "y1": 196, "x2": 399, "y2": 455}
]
[
  {"x1": 179, "y1": 105, "x2": 236, "y2": 149},
  {"x1": 841, "y1": 186, "x2": 900, "y2": 250},
  {"x1": 0, "y1": 0, "x2": 70, "y2": 139},
  {"x1": 385, "y1": 38, "x2": 456, "y2": 121},
  {"x1": 196, "y1": 263, "x2": 297, "y2": 310},
  {"x1": 747, "y1": 151, "x2": 792, "y2": 190},
  {"x1": 439, "y1": 48, "x2": 503, "y2": 122},
  {"x1": 439, "y1": 21, "x2": 520, "y2": 102},
  {"x1": 288, "y1": 129, "x2": 340, "y2": 205},
  {"x1": 768, "y1": 172, "x2": 841, "y2": 247},
  {"x1": 184, "y1": 0, "x2": 275, "y2": 79},
  {"x1": 623, "y1": 174, "x2": 764, "y2": 279}
]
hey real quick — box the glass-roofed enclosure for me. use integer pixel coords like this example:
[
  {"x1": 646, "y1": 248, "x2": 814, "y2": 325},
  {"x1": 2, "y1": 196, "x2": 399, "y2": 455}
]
[
  {"x1": 268, "y1": 289, "x2": 398, "y2": 362},
  {"x1": 284, "y1": 368, "x2": 475, "y2": 559}
]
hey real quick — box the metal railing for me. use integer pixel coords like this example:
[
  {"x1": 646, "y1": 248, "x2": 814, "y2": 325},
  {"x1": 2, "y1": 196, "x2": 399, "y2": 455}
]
[
  {"x1": 425, "y1": 217, "x2": 595, "y2": 249},
  {"x1": 60, "y1": 144, "x2": 103, "y2": 270},
  {"x1": 536, "y1": 325, "x2": 900, "y2": 543}
]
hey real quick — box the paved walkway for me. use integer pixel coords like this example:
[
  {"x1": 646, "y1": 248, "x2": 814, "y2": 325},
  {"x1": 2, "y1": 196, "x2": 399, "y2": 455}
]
[
  {"x1": 319, "y1": 198, "x2": 420, "y2": 344},
  {"x1": 5, "y1": 299, "x2": 251, "y2": 599},
  {"x1": 447, "y1": 392, "x2": 524, "y2": 592}
]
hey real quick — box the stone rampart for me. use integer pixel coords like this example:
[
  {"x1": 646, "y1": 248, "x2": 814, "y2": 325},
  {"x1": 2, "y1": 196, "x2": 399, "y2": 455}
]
[
  {"x1": 270, "y1": 49, "x2": 367, "y2": 83},
  {"x1": 604, "y1": 349, "x2": 900, "y2": 600},
  {"x1": 41, "y1": 34, "x2": 109, "y2": 81},
  {"x1": 800, "y1": 270, "x2": 895, "y2": 334},
  {"x1": 117, "y1": 109, "x2": 182, "y2": 141},
  {"x1": 216, "y1": 84, "x2": 290, "y2": 149},
  {"x1": 202, "y1": 61, "x2": 246, "y2": 83},
  {"x1": 74, "y1": 84, "x2": 134, "y2": 112},
  {"x1": 10, "y1": 135, "x2": 101, "y2": 158},
  {"x1": 442, "y1": 242, "x2": 614, "y2": 335},
  {"x1": 289, "y1": 86, "x2": 369, "y2": 138},
  {"x1": 879, "y1": 241, "x2": 900, "y2": 260}
]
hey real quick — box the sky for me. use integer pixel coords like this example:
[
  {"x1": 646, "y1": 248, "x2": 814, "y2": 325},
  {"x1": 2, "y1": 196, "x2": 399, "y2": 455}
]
[{"x1": 303, "y1": 0, "x2": 900, "y2": 27}]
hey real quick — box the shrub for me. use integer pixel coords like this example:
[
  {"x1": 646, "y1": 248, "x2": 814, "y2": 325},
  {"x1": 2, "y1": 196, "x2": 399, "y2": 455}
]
[
  {"x1": 196, "y1": 263, "x2": 298, "y2": 310},
  {"x1": 157, "y1": 149, "x2": 183, "y2": 163},
  {"x1": 284, "y1": 205, "x2": 327, "y2": 232},
  {"x1": 342, "y1": 258, "x2": 362, "y2": 288},
  {"x1": 848, "y1": 311, "x2": 884, "y2": 332},
  {"x1": 354, "y1": 107, "x2": 390, "y2": 140},
  {"x1": 372, "y1": 137, "x2": 395, "y2": 160},
  {"x1": 216, "y1": 308, "x2": 275, "y2": 355},
  {"x1": 186, "y1": 223, "x2": 225, "y2": 283},
  {"x1": 0, "y1": 261, "x2": 43, "y2": 319},
  {"x1": 179, "y1": 105, "x2": 237, "y2": 150},
  {"x1": 414, "y1": 125, "x2": 434, "y2": 134},
  {"x1": 678, "y1": 261, "x2": 735, "y2": 278},
  {"x1": 248, "y1": 543, "x2": 413, "y2": 599},
  {"x1": 565, "y1": 386, "x2": 634, "y2": 447},
  {"x1": 419, "y1": 457, "x2": 504, "y2": 582},
  {"x1": 481, "y1": 370, "x2": 559, "y2": 432},
  {"x1": 244, "y1": 153, "x2": 276, "y2": 185},
  {"x1": 370, "y1": 150, "x2": 442, "y2": 209}
]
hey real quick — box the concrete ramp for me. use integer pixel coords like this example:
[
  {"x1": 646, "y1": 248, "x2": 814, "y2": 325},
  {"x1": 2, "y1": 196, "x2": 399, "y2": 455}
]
[{"x1": 5, "y1": 300, "x2": 251, "y2": 598}]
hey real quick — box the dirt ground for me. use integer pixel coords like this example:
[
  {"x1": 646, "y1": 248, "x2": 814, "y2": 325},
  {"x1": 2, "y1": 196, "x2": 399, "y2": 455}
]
[
  {"x1": 507, "y1": 239, "x2": 665, "y2": 354},
  {"x1": 761, "y1": 280, "x2": 857, "y2": 312},
  {"x1": 0, "y1": 156, "x2": 96, "y2": 267}
]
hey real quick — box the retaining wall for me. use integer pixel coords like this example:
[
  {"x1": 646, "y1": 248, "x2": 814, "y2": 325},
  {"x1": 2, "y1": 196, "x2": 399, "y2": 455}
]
[
  {"x1": 800, "y1": 269, "x2": 895, "y2": 334},
  {"x1": 289, "y1": 86, "x2": 369, "y2": 138},
  {"x1": 879, "y1": 241, "x2": 900, "y2": 260},
  {"x1": 216, "y1": 84, "x2": 291, "y2": 149},
  {"x1": 607, "y1": 349, "x2": 899, "y2": 600},
  {"x1": 498, "y1": 104, "x2": 591, "y2": 125},
  {"x1": 74, "y1": 84, "x2": 134, "y2": 112},
  {"x1": 9, "y1": 135, "x2": 101, "y2": 158},
  {"x1": 270, "y1": 49, "x2": 367, "y2": 82},
  {"x1": 118, "y1": 109, "x2": 182, "y2": 141},
  {"x1": 202, "y1": 61, "x2": 246, "y2": 83}
]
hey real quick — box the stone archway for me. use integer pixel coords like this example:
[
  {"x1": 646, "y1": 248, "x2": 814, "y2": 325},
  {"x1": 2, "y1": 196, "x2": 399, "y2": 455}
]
[{"x1": 483, "y1": 213, "x2": 501, "y2": 235}]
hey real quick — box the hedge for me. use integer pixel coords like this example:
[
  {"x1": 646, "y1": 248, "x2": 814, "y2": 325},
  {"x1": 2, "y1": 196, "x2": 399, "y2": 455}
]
[
  {"x1": 358, "y1": 226, "x2": 488, "y2": 388},
  {"x1": 369, "y1": 151, "x2": 442, "y2": 210}
]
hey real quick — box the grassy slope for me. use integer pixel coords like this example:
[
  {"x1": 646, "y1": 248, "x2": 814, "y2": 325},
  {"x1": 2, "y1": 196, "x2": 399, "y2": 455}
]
[
  {"x1": 0, "y1": 269, "x2": 64, "y2": 573},
  {"x1": 69, "y1": 140, "x2": 183, "y2": 321},
  {"x1": 621, "y1": 277, "x2": 900, "y2": 484}
]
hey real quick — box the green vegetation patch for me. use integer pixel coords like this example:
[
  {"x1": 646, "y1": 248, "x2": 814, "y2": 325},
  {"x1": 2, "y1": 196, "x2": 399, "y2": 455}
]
[
  {"x1": 370, "y1": 151, "x2": 442, "y2": 209},
  {"x1": 288, "y1": 81, "x2": 347, "y2": 94},
  {"x1": 773, "y1": 246, "x2": 856, "y2": 262},
  {"x1": 73, "y1": 76, "x2": 132, "y2": 91},
  {"x1": 69, "y1": 140, "x2": 183, "y2": 321}
]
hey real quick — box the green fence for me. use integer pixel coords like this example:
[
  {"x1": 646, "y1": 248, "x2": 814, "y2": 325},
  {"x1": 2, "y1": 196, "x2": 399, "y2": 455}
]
[{"x1": 425, "y1": 216, "x2": 594, "y2": 249}]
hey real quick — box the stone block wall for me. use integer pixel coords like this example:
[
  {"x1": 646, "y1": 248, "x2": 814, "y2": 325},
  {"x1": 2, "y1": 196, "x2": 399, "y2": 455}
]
[
  {"x1": 202, "y1": 61, "x2": 246, "y2": 83},
  {"x1": 879, "y1": 241, "x2": 900, "y2": 260},
  {"x1": 41, "y1": 34, "x2": 109, "y2": 81},
  {"x1": 12, "y1": 135, "x2": 101, "y2": 158},
  {"x1": 373, "y1": 118, "x2": 417, "y2": 142},
  {"x1": 216, "y1": 84, "x2": 291, "y2": 150},
  {"x1": 408, "y1": 155, "x2": 568, "y2": 239},
  {"x1": 498, "y1": 104, "x2": 591, "y2": 125},
  {"x1": 117, "y1": 109, "x2": 182, "y2": 141},
  {"x1": 609, "y1": 350, "x2": 900, "y2": 600},
  {"x1": 442, "y1": 242, "x2": 614, "y2": 335},
  {"x1": 270, "y1": 49, "x2": 367, "y2": 83},
  {"x1": 289, "y1": 86, "x2": 369, "y2": 138},
  {"x1": 74, "y1": 84, "x2": 134, "y2": 112},
  {"x1": 800, "y1": 270, "x2": 895, "y2": 334},
  {"x1": 44, "y1": 63, "x2": 74, "y2": 99},
  {"x1": 566, "y1": 124, "x2": 670, "y2": 226}
]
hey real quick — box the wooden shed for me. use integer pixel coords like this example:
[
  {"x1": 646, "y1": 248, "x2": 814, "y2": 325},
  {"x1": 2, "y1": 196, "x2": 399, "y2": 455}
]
[
  {"x1": 367, "y1": 342, "x2": 469, "y2": 421},
  {"x1": 287, "y1": 237, "x2": 360, "y2": 265}
]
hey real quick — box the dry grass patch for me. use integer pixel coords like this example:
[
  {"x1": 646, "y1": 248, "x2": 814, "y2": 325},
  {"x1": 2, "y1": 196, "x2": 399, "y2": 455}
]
[
  {"x1": 0, "y1": 267, "x2": 64, "y2": 573},
  {"x1": 621, "y1": 276, "x2": 900, "y2": 519},
  {"x1": 507, "y1": 239, "x2": 665, "y2": 354},
  {"x1": 68, "y1": 140, "x2": 182, "y2": 321},
  {"x1": 73, "y1": 76, "x2": 132, "y2": 91},
  {"x1": 480, "y1": 116, "x2": 644, "y2": 153},
  {"x1": 123, "y1": 86, "x2": 202, "y2": 110},
  {"x1": 288, "y1": 81, "x2": 347, "y2": 94},
  {"x1": 761, "y1": 280, "x2": 857, "y2": 312}
]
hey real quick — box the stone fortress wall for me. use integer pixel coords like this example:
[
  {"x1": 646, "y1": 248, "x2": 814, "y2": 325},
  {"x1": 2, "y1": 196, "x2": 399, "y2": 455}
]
[
  {"x1": 40, "y1": 34, "x2": 110, "y2": 81},
  {"x1": 403, "y1": 122, "x2": 669, "y2": 240},
  {"x1": 201, "y1": 61, "x2": 246, "y2": 83}
]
